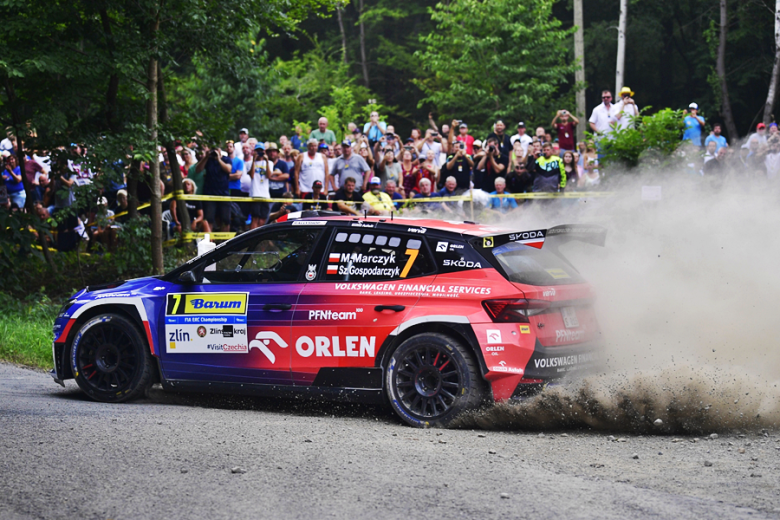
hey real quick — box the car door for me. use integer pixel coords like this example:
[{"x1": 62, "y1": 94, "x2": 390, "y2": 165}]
[
  {"x1": 159, "y1": 226, "x2": 325, "y2": 386},
  {"x1": 293, "y1": 225, "x2": 437, "y2": 386}
]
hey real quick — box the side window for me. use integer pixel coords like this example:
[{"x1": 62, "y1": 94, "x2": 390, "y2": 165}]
[
  {"x1": 203, "y1": 229, "x2": 322, "y2": 283},
  {"x1": 324, "y1": 229, "x2": 434, "y2": 281}
]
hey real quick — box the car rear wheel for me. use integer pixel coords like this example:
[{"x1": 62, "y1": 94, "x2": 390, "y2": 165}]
[
  {"x1": 385, "y1": 332, "x2": 486, "y2": 428},
  {"x1": 70, "y1": 314, "x2": 154, "y2": 403}
]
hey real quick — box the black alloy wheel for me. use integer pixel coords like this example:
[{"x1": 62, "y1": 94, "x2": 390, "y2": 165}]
[
  {"x1": 71, "y1": 314, "x2": 154, "y2": 402},
  {"x1": 386, "y1": 333, "x2": 486, "y2": 427}
]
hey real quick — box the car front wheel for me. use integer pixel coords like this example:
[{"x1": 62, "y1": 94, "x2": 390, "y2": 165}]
[
  {"x1": 70, "y1": 313, "x2": 154, "y2": 403},
  {"x1": 385, "y1": 332, "x2": 486, "y2": 427}
]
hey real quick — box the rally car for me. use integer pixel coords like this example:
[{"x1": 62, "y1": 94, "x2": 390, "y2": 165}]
[{"x1": 50, "y1": 212, "x2": 606, "y2": 427}]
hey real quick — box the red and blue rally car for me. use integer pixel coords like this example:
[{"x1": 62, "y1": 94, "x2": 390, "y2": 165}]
[{"x1": 50, "y1": 212, "x2": 606, "y2": 427}]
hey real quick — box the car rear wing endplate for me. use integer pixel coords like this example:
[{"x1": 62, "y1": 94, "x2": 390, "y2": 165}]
[{"x1": 471, "y1": 224, "x2": 607, "y2": 252}]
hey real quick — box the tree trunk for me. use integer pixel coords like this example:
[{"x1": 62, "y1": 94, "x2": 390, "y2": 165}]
[
  {"x1": 147, "y1": 18, "x2": 163, "y2": 275},
  {"x1": 358, "y1": 0, "x2": 369, "y2": 87},
  {"x1": 99, "y1": 9, "x2": 119, "y2": 132},
  {"x1": 337, "y1": 6, "x2": 348, "y2": 65},
  {"x1": 573, "y1": 0, "x2": 586, "y2": 143},
  {"x1": 127, "y1": 161, "x2": 140, "y2": 219},
  {"x1": 615, "y1": 0, "x2": 628, "y2": 95},
  {"x1": 157, "y1": 61, "x2": 190, "y2": 234},
  {"x1": 717, "y1": 0, "x2": 739, "y2": 140},
  {"x1": 763, "y1": 0, "x2": 780, "y2": 125}
]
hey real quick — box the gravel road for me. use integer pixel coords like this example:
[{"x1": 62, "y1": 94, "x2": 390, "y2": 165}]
[{"x1": 2, "y1": 362, "x2": 779, "y2": 520}]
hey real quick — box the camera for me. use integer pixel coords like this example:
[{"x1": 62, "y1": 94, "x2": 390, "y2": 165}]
[
  {"x1": 488, "y1": 145, "x2": 496, "y2": 153},
  {"x1": 431, "y1": 132, "x2": 438, "y2": 137},
  {"x1": 404, "y1": 145, "x2": 412, "y2": 151},
  {"x1": 456, "y1": 120, "x2": 463, "y2": 124},
  {"x1": 209, "y1": 150, "x2": 218, "y2": 159},
  {"x1": 561, "y1": 110, "x2": 568, "y2": 115},
  {"x1": 458, "y1": 142, "x2": 466, "y2": 150}
]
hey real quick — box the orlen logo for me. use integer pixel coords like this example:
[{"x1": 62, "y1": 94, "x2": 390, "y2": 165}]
[
  {"x1": 296, "y1": 336, "x2": 376, "y2": 358},
  {"x1": 249, "y1": 331, "x2": 289, "y2": 364}
]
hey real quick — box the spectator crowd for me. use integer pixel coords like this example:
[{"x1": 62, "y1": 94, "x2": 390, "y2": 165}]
[{"x1": 1, "y1": 88, "x2": 774, "y2": 250}]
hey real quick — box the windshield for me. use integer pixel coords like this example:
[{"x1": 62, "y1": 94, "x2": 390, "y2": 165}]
[{"x1": 490, "y1": 242, "x2": 585, "y2": 286}]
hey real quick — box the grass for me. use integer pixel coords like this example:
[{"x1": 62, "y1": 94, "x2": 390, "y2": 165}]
[{"x1": 0, "y1": 293, "x2": 59, "y2": 370}]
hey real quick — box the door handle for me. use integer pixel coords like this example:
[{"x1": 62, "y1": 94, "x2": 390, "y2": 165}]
[
  {"x1": 374, "y1": 305, "x2": 405, "y2": 312},
  {"x1": 263, "y1": 303, "x2": 292, "y2": 311}
]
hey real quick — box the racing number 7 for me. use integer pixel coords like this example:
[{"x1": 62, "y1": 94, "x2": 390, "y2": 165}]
[
  {"x1": 170, "y1": 293, "x2": 182, "y2": 314},
  {"x1": 400, "y1": 248, "x2": 418, "y2": 278}
]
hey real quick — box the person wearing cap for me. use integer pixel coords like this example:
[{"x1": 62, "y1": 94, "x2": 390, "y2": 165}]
[
  {"x1": 449, "y1": 119, "x2": 475, "y2": 155},
  {"x1": 308, "y1": 117, "x2": 337, "y2": 146},
  {"x1": 510, "y1": 123, "x2": 533, "y2": 155},
  {"x1": 746, "y1": 123, "x2": 768, "y2": 149},
  {"x1": 265, "y1": 143, "x2": 290, "y2": 200},
  {"x1": 486, "y1": 120, "x2": 512, "y2": 158},
  {"x1": 611, "y1": 87, "x2": 638, "y2": 131},
  {"x1": 362, "y1": 176, "x2": 395, "y2": 215},
  {"x1": 246, "y1": 143, "x2": 273, "y2": 229},
  {"x1": 294, "y1": 138, "x2": 328, "y2": 197},
  {"x1": 704, "y1": 123, "x2": 728, "y2": 153},
  {"x1": 89, "y1": 196, "x2": 117, "y2": 252},
  {"x1": 330, "y1": 139, "x2": 371, "y2": 191},
  {"x1": 333, "y1": 177, "x2": 363, "y2": 216},
  {"x1": 682, "y1": 103, "x2": 705, "y2": 146},
  {"x1": 551, "y1": 108, "x2": 580, "y2": 154},
  {"x1": 302, "y1": 179, "x2": 328, "y2": 210},
  {"x1": 770, "y1": 122, "x2": 779, "y2": 136},
  {"x1": 238, "y1": 128, "x2": 249, "y2": 145}
]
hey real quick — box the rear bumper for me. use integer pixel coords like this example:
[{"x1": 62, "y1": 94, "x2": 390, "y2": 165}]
[{"x1": 522, "y1": 340, "x2": 604, "y2": 380}]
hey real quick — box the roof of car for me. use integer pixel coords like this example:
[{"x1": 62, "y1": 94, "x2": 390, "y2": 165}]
[{"x1": 284, "y1": 215, "x2": 511, "y2": 237}]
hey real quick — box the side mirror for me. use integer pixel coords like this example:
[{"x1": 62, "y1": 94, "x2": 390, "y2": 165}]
[{"x1": 178, "y1": 270, "x2": 198, "y2": 284}]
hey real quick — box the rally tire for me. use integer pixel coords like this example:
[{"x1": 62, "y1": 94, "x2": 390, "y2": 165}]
[
  {"x1": 385, "y1": 332, "x2": 486, "y2": 428},
  {"x1": 70, "y1": 313, "x2": 154, "y2": 403}
]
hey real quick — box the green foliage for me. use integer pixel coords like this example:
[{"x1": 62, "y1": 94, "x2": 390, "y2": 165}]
[
  {"x1": 414, "y1": 0, "x2": 576, "y2": 135},
  {"x1": 113, "y1": 216, "x2": 153, "y2": 276},
  {"x1": 0, "y1": 292, "x2": 59, "y2": 369},
  {"x1": 0, "y1": 210, "x2": 46, "y2": 293},
  {"x1": 596, "y1": 108, "x2": 686, "y2": 169}
]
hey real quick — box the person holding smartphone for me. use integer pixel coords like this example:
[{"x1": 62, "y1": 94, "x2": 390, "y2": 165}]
[{"x1": 551, "y1": 109, "x2": 580, "y2": 155}]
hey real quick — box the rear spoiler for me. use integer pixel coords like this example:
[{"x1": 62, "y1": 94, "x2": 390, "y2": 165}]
[{"x1": 472, "y1": 224, "x2": 607, "y2": 251}]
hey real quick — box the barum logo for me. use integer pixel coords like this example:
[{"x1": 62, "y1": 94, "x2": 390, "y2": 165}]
[{"x1": 190, "y1": 299, "x2": 242, "y2": 310}]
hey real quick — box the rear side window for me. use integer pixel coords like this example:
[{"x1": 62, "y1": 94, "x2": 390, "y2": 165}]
[
  {"x1": 489, "y1": 242, "x2": 585, "y2": 286},
  {"x1": 324, "y1": 230, "x2": 434, "y2": 281}
]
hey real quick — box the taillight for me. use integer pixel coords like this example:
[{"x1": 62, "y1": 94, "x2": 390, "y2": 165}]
[{"x1": 482, "y1": 299, "x2": 551, "y2": 323}]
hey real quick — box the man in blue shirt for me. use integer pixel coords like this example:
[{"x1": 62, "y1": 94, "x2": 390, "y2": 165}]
[
  {"x1": 195, "y1": 145, "x2": 232, "y2": 231},
  {"x1": 683, "y1": 102, "x2": 705, "y2": 146},
  {"x1": 704, "y1": 123, "x2": 728, "y2": 152},
  {"x1": 488, "y1": 177, "x2": 518, "y2": 213}
]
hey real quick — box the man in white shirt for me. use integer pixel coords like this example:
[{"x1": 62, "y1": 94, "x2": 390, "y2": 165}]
[
  {"x1": 589, "y1": 89, "x2": 617, "y2": 138},
  {"x1": 510, "y1": 122, "x2": 533, "y2": 155},
  {"x1": 415, "y1": 129, "x2": 443, "y2": 167},
  {"x1": 248, "y1": 143, "x2": 272, "y2": 229},
  {"x1": 293, "y1": 138, "x2": 329, "y2": 196}
]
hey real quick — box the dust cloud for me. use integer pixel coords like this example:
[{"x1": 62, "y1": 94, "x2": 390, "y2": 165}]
[{"x1": 457, "y1": 170, "x2": 780, "y2": 433}]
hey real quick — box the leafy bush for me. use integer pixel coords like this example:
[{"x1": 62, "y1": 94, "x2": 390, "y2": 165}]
[
  {"x1": 596, "y1": 108, "x2": 686, "y2": 169},
  {"x1": 0, "y1": 291, "x2": 60, "y2": 369}
]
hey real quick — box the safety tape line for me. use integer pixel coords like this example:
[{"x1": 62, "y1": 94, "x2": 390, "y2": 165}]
[{"x1": 173, "y1": 191, "x2": 613, "y2": 203}]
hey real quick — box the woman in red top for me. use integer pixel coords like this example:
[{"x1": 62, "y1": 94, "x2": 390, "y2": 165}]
[
  {"x1": 400, "y1": 150, "x2": 420, "y2": 195},
  {"x1": 417, "y1": 150, "x2": 439, "y2": 190}
]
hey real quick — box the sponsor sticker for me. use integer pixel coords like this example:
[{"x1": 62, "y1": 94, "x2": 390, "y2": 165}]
[
  {"x1": 167, "y1": 293, "x2": 248, "y2": 315},
  {"x1": 436, "y1": 241, "x2": 448, "y2": 252},
  {"x1": 518, "y1": 325, "x2": 531, "y2": 334},
  {"x1": 292, "y1": 220, "x2": 327, "y2": 226},
  {"x1": 545, "y1": 268, "x2": 571, "y2": 280},
  {"x1": 486, "y1": 329, "x2": 502, "y2": 344},
  {"x1": 483, "y1": 237, "x2": 494, "y2": 248},
  {"x1": 166, "y1": 322, "x2": 248, "y2": 353},
  {"x1": 306, "y1": 264, "x2": 317, "y2": 281}
]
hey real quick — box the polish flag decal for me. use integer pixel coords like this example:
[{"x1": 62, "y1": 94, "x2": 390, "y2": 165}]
[
  {"x1": 327, "y1": 265, "x2": 339, "y2": 274},
  {"x1": 328, "y1": 253, "x2": 340, "y2": 263}
]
